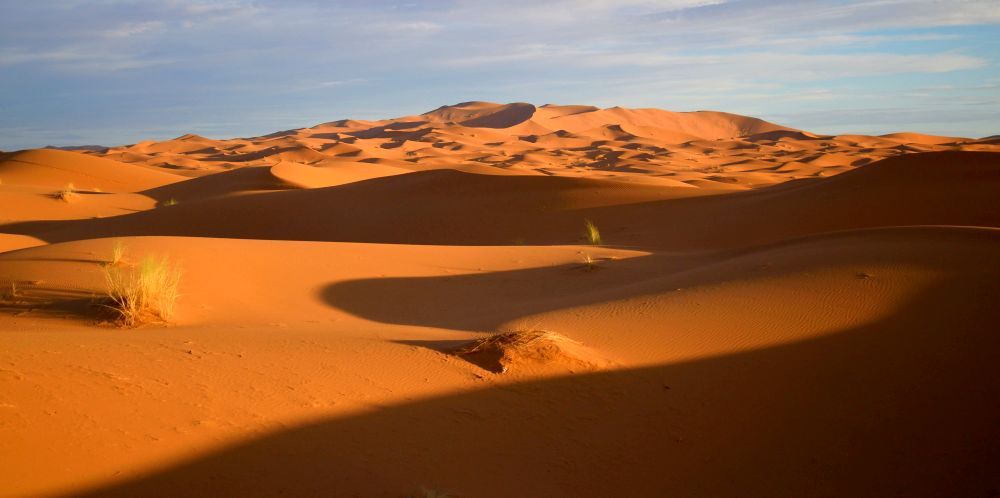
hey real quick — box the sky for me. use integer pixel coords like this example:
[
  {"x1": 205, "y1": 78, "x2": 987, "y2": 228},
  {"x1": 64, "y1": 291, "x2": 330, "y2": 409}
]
[{"x1": 1, "y1": 0, "x2": 998, "y2": 149}]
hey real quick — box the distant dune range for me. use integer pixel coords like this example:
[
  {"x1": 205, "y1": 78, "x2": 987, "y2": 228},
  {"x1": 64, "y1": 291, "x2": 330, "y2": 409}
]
[
  {"x1": 0, "y1": 102, "x2": 998, "y2": 497},
  {"x1": 55, "y1": 100, "x2": 1000, "y2": 189}
]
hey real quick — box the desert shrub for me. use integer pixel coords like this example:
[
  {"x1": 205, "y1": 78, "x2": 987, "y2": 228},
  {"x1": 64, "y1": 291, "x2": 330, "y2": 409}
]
[
  {"x1": 55, "y1": 183, "x2": 78, "y2": 202},
  {"x1": 583, "y1": 219, "x2": 602, "y2": 245},
  {"x1": 2, "y1": 281, "x2": 16, "y2": 301},
  {"x1": 108, "y1": 240, "x2": 127, "y2": 266},
  {"x1": 103, "y1": 255, "x2": 181, "y2": 326}
]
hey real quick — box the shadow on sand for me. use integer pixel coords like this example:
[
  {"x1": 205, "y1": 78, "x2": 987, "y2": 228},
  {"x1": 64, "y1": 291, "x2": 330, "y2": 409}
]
[
  {"x1": 318, "y1": 227, "x2": 1000, "y2": 332},
  {"x1": 69, "y1": 279, "x2": 1000, "y2": 498}
]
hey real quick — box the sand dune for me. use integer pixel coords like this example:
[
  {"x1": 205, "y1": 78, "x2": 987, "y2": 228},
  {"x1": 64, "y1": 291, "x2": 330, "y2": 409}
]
[
  {"x1": 0, "y1": 149, "x2": 183, "y2": 191},
  {"x1": 1, "y1": 102, "x2": 998, "y2": 497},
  {"x1": 6, "y1": 151, "x2": 996, "y2": 250},
  {"x1": 77, "y1": 102, "x2": 995, "y2": 188}
]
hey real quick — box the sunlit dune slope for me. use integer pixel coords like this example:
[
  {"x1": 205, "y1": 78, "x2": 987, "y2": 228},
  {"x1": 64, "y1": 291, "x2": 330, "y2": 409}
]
[{"x1": 0, "y1": 149, "x2": 183, "y2": 191}]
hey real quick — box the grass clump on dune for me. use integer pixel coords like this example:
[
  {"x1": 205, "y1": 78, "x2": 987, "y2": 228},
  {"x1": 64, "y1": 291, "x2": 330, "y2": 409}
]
[
  {"x1": 2, "y1": 281, "x2": 17, "y2": 301},
  {"x1": 583, "y1": 219, "x2": 602, "y2": 245},
  {"x1": 55, "y1": 183, "x2": 78, "y2": 202},
  {"x1": 103, "y1": 254, "x2": 181, "y2": 327},
  {"x1": 108, "y1": 240, "x2": 127, "y2": 267}
]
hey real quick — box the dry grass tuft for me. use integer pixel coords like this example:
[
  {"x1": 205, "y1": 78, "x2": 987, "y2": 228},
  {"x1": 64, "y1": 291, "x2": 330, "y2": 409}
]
[
  {"x1": 103, "y1": 255, "x2": 181, "y2": 327},
  {"x1": 2, "y1": 280, "x2": 17, "y2": 301},
  {"x1": 163, "y1": 198, "x2": 179, "y2": 207},
  {"x1": 55, "y1": 183, "x2": 78, "y2": 202},
  {"x1": 584, "y1": 219, "x2": 602, "y2": 245},
  {"x1": 108, "y1": 240, "x2": 127, "y2": 267}
]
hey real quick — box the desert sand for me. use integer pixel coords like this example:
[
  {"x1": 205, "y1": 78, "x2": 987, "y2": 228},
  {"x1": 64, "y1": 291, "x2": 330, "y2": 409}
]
[{"x1": 1, "y1": 102, "x2": 998, "y2": 497}]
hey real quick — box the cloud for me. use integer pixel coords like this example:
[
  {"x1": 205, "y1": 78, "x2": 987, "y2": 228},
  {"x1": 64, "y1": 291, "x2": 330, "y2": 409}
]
[
  {"x1": 101, "y1": 21, "x2": 164, "y2": 38},
  {"x1": 0, "y1": 0, "x2": 997, "y2": 148}
]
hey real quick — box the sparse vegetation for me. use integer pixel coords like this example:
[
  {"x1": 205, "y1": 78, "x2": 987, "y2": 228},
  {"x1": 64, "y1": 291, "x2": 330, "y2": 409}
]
[
  {"x1": 2, "y1": 281, "x2": 17, "y2": 301},
  {"x1": 108, "y1": 240, "x2": 127, "y2": 267},
  {"x1": 581, "y1": 252, "x2": 598, "y2": 271},
  {"x1": 164, "y1": 198, "x2": 179, "y2": 206},
  {"x1": 55, "y1": 183, "x2": 78, "y2": 202},
  {"x1": 103, "y1": 254, "x2": 181, "y2": 327},
  {"x1": 583, "y1": 219, "x2": 602, "y2": 245}
]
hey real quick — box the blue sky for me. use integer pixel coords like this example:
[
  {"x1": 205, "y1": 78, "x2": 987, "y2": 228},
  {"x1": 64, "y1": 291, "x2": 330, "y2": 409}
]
[{"x1": 1, "y1": 0, "x2": 998, "y2": 149}]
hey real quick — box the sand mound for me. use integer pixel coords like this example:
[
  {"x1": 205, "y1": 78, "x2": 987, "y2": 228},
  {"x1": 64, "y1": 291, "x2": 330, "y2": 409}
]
[
  {"x1": 0, "y1": 149, "x2": 184, "y2": 192},
  {"x1": 453, "y1": 330, "x2": 608, "y2": 374},
  {"x1": 269, "y1": 160, "x2": 407, "y2": 188}
]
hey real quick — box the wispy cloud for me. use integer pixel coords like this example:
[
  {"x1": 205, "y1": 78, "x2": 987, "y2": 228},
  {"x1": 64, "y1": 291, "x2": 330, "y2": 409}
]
[{"x1": 0, "y1": 0, "x2": 997, "y2": 148}]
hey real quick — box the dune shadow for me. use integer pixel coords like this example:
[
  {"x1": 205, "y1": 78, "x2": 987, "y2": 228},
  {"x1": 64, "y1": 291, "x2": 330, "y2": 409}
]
[
  {"x1": 319, "y1": 227, "x2": 1000, "y2": 332},
  {"x1": 394, "y1": 338, "x2": 471, "y2": 354},
  {"x1": 0, "y1": 152, "x2": 996, "y2": 248},
  {"x1": 0, "y1": 281, "x2": 100, "y2": 323},
  {"x1": 68, "y1": 280, "x2": 1000, "y2": 498}
]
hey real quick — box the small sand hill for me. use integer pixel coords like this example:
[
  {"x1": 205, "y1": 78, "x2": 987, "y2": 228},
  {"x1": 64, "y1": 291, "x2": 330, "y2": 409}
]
[
  {"x1": 0, "y1": 149, "x2": 183, "y2": 191},
  {"x1": 453, "y1": 330, "x2": 611, "y2": 374},
  {"x1": 269, "y1": 160, "x2": 408, "y2": 188}
]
